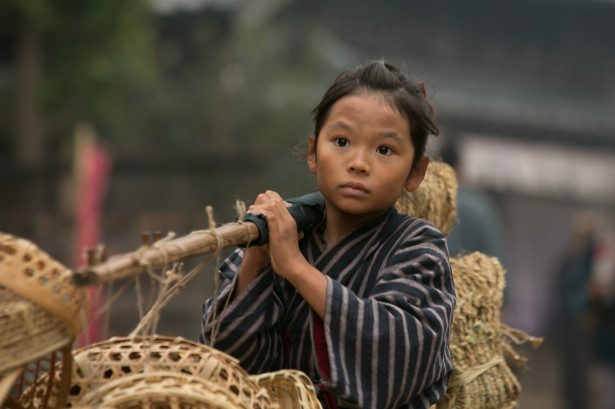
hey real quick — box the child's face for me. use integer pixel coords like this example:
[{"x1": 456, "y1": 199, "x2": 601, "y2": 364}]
[{"x1": 308, "y1": 92, "x2": 427, "y2": 219}]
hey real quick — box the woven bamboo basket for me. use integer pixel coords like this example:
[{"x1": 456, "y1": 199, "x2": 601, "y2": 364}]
[
  {"x1": 26, "y1": 335, "x2": 275, "y2": 408},
  {"x1": 435, "y1": 252, "x2": 520, "y2": 409},
  {"x1": 0, "y1": 232, "x2": 87, "y2": 409},
  {"x1": 396, "y1": 161, "x2": 458, "y2": 235},
  {"x1": 75, "y1": 371, "x2": 269, "y2": 409},
  {"x1": 28, "y1": 335, "x2": 323, "y2": 408}
]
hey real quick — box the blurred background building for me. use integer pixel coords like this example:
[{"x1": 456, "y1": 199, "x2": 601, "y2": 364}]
[{"x1": 1, "y1": 0, "x2": 614, "y2": 407}]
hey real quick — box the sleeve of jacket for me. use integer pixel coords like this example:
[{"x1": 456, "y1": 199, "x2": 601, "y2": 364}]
[{"x1": 200, "y1": 248, "x2": 285, "y2": 374}]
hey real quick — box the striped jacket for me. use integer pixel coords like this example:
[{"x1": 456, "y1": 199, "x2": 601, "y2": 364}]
[{"x1": 200, "y1": 207, "x2": 455, "y2": 408}]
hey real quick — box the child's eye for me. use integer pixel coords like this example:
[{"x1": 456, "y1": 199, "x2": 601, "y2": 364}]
[
  {"x1": 334, "y1": 137, "x2": 349, "y2": 147},
  {"x1": 377, "y1": 145, "x2": 393, "y2": 155}
]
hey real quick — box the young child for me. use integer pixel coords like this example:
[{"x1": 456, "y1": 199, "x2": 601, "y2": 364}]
[{"x1": 200, "y1": 60, "x2": 456, "y2": 409}]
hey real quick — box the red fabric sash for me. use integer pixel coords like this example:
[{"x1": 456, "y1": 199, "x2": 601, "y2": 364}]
[{"x1": 313, "y1": 314, "x2": 339, "y2": 409}]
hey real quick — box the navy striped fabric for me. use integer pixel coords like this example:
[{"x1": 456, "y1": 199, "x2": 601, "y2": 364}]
[{"x1": 200, "y1": 207, "x2": 456, "y2": 408}]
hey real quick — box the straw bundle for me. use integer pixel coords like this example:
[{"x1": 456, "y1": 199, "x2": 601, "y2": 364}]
[
  {"x1": 396, "y1": 161, "x2": 458, "y2": 235},
  {"x1": 0, "y1": 232, "x2": 87, "y2": 409},
  {"x1": 436, "y1": 252, "x2": 520, "y2": 409}
]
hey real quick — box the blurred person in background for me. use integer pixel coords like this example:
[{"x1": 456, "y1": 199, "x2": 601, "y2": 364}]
[
  {"x1": 557, "y1": 211, "x2": 615, "y2": 409},
  {"x1": 439, "y1": 137, "x2": 511, "y2": 319},
  {"x1": 439, "y1": 137, "x2": 506, "y2": 264},
  {"x1": 585, "y1": 213, "x2": 615, "y2": 409}
]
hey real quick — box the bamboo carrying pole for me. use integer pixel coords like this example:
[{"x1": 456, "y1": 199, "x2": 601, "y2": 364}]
[
  {"x1": 72, "y1": 221, "x2": 260, "y2": 286},
  {"x1": 71, "y1": 192, "x2": 326, "y2": 286}
]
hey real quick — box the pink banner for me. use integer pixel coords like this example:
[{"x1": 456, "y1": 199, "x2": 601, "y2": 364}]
[{"x1": 74, "y1": 131, "x2": 112, "y2": 346}]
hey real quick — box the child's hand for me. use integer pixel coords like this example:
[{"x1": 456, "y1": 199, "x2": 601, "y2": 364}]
[
  {"x1": 247, "y1": 190, "x2": 325, "y2": 317},
  {"x1": 247, "y1": 190, "x2": 305, "y2": 277}
]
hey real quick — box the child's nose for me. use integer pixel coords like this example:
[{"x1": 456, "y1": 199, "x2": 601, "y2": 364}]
[{"x1": 348, "y1": 150, "x2": 370, "y2": 174}]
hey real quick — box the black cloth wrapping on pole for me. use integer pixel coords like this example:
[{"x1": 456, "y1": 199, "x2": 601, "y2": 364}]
[{"x1": 242, "y1": 191, "x2": 325, "y2": 246}]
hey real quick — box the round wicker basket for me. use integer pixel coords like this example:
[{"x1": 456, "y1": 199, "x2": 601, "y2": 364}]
[
  {"x1": 28, "y1": 335, "x2": 274, "y2": 408},
  {"x1": 27, "y1": 335, "x2": 323, "y2": 408}
]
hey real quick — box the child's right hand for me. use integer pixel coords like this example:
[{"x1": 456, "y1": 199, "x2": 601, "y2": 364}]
[{"x1": 235, "y1": 191, "x2": 300, "y2": 296}]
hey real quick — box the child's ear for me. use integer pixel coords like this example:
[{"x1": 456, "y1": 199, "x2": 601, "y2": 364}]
[
  {"x1": 307, "y1": 135, "x2": 317, "y2": 175},
  {"x1": 405, "y1": 156, "x2": 429, "y2": 192}
]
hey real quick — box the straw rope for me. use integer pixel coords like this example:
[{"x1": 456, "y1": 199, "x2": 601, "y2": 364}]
[
  {"x1": 201, "y1": 205, "x2": 226, "y2": 347},
  {"x1": 83, "y1": 205, "x2": 228, "y2": 339},
  {"x1": 208, "y1": 200, "x2": 254, "y2": 348},
  {"x1": 445, "y1": 356, "x2": 505, "y2": 389},
  {"x1": 121, "y1": 204, "x2": 235, "y2": 342}
]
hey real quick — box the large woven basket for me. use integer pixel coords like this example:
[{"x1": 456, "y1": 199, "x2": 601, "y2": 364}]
[
  {"x1": 27, "y1": 335, "x2": 273, "y2": 408},
  {"x1": 27, "y1": 335, "x2": 321, "y2": 409},
  {"x1": 0, "y1": 232, "x2": 88, "y2": 409}
]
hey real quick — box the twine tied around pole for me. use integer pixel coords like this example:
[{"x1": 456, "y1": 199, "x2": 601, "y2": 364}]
[{"x1": 208, "y1": 200, "x2": 254, "y2": 348}]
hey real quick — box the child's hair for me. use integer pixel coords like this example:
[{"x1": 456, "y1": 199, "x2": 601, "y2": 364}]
[{"x1": 311, "y1": 60, "x2": 439, "y2": 169}]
